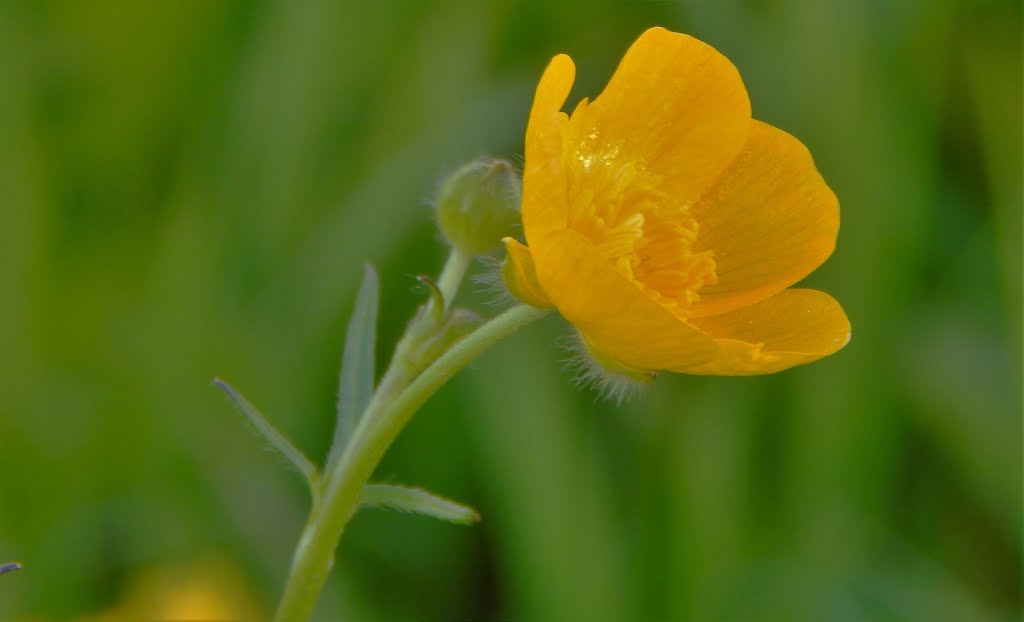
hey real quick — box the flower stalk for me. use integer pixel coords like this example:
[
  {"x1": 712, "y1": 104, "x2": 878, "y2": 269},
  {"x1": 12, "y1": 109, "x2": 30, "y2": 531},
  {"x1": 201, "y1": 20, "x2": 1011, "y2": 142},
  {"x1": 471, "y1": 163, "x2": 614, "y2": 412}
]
[{"x1": 273, "y1": 303, "x2": 549, "y2": 622}]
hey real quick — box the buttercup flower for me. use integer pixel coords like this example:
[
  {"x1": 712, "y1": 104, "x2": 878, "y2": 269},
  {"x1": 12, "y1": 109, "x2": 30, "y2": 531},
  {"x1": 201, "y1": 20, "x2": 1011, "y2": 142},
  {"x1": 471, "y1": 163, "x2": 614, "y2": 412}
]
[{"x1": 504, "y1": 27, "x2": 850, "y2": 378}]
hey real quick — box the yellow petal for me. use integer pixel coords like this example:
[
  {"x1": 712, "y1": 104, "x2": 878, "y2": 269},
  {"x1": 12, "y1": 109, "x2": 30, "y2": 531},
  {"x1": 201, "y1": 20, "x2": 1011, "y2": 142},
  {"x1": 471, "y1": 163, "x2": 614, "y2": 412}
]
[
  {"x1": 689, "y1": 121, "x2": 840, "y2": 317},
  {"x1": 501, "y1": 237, "x2": 551, "y2": 308},
  {"x1": 532, "y1": 229, "x2": 716, "y2": 371},
  {"x1": 522, "y1": 53, "x2": 575, "y2": 238},
  {"x1": 586, "y1": 27, "x2": 751, "y2": 206},
  {"x1": 678, "y1": 289, "x2": 850, "y2": 375}
]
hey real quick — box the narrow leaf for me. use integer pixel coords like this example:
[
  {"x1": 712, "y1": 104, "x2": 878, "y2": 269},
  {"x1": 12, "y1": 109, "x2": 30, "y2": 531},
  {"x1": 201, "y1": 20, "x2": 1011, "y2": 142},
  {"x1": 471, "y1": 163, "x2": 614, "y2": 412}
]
[
  {"x1": 327, "y1": 263, "x2": 380, "y2": 467},
  {"x1": 214, "y1": 378, "x2": 318, "y2": 489},
  {"x1": 361, "y1": 484, "x2": 481, "y2": 525}
]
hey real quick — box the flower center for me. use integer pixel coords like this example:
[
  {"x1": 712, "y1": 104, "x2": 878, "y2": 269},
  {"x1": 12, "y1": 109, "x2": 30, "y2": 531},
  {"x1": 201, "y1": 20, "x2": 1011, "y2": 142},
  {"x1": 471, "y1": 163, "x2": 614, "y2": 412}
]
[{"x1": 563, "y1": 107, "x2": 717, "y2": 315}]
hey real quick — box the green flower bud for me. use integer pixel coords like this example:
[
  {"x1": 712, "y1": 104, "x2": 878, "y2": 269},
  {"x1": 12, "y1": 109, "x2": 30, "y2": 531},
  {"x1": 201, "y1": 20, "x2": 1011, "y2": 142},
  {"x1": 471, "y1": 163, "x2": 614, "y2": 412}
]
[{"x1": 435, "y1": 157, "x2": 522, "y2": 255}]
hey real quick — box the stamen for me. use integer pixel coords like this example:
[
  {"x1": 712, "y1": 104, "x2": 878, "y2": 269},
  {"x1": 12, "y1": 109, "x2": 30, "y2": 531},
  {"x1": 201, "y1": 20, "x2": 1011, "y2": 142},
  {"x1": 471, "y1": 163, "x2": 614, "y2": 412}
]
[{"x1": 562, "y1": 106, "x2": 718, "y2": 313}]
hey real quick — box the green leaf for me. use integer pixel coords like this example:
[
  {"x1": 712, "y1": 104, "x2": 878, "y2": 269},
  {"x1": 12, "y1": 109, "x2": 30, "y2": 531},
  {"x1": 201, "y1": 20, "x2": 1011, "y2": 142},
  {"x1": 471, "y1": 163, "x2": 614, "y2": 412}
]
[
  {"x1": 361, "y1": 483, "x2": 480, "y2": 525},
  {"x1": 327, "y1": 264, "x2": 380, "y2": 468},
  {"x1": 213, "y1": 378, "x2": 318, "y2": 491}
]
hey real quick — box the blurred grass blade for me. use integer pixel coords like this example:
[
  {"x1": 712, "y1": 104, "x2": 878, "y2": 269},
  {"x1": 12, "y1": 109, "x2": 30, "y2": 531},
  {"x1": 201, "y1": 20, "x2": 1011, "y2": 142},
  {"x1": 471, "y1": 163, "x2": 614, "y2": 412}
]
[
  {"x1": 361, "y1": 484, "x2": 480, "y2": 525},
  {"x1": 327, "y1": 264, "x2": 380, "y2": 468},
  {"x1": 0, "y1": 562, "x2": 21, "y2": 576},
  {"x1": 214, "y1": 378, "x2": 318, "y2": 489}
]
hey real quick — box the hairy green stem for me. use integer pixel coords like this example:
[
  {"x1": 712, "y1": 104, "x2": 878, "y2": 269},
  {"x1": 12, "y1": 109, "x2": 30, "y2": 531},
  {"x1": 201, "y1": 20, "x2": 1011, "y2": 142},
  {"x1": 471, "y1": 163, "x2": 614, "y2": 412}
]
[{"x1": 273, "y1": 304, "x2": 550, "y2": 622}]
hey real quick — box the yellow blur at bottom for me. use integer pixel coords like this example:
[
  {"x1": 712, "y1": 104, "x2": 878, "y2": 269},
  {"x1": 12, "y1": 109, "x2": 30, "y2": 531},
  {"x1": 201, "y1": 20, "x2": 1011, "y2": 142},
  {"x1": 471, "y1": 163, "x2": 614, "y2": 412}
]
[{"x1": 22, "y1": 558, "x2": 264, "y2": 622}]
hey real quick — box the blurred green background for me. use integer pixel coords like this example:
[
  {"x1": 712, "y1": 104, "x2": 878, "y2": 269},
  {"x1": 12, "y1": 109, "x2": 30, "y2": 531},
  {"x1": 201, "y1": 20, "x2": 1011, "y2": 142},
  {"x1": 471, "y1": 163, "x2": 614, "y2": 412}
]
[{"x1": 1, "y1": 0, "x2": 1020, "y2": 620}]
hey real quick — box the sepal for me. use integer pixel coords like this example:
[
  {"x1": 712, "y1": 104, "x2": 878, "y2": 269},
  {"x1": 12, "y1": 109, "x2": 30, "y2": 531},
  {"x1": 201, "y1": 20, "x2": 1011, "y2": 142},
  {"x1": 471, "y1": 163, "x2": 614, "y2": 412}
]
[
  {"x1": 501, "y1": 237, "x2": 551, "y2": 308},
  {"x1": 565, "y1": 331, "x2": 657, "y2": 404}
]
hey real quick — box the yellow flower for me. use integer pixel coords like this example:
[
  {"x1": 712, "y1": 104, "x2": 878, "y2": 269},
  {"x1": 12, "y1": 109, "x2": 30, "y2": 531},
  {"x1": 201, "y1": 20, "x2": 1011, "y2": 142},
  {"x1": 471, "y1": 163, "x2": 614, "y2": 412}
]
[{"x1": 504, "y1": 27, "x2": 850, "y2": 377}]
